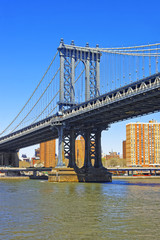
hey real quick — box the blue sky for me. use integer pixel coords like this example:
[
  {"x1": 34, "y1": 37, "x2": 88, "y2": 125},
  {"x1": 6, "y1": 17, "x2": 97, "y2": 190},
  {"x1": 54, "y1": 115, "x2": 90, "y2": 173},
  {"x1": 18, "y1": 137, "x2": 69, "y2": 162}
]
[{"x1": 0, "y1": 0, "x2": 160, "y2": 157}]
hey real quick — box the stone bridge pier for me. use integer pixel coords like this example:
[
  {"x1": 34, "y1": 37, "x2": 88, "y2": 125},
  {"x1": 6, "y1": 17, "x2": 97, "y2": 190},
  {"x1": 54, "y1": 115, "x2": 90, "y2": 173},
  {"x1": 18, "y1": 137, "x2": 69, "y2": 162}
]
[
  {"x1": 56, "y1": 125, "x2": 104, "y2": 169},
  {"x1": 0, "y1": 151, "x2": 19, "y2": 167},
  {"x1": 83, "y1": 127, "x2": 103, "y2": 169},
  {"x1": 49, "y1": 125, "x2": 112, "y2": 182}
]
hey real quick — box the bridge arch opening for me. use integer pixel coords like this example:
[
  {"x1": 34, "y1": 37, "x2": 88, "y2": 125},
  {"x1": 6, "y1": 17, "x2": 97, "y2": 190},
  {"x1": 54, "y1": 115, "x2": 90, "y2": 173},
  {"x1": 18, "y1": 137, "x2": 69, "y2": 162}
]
[
  {"x1": 75, "y1": 135, "x2": 85, "y2": 168},
  {"x1": 90, "y1": 132, "x2": 96, "y2": 167}
]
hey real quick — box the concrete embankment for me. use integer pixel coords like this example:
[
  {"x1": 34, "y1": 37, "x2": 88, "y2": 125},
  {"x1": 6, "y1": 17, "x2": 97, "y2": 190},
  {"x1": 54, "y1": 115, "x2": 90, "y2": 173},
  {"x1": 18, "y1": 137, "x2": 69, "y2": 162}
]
[{"x1": 0, "y1": 176, "x2": 30, "y2": 180}]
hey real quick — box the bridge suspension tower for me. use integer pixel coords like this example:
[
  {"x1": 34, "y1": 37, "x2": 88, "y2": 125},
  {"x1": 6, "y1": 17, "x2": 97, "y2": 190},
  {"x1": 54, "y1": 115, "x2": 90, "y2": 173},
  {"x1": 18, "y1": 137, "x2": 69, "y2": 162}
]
[{"x1": 56, "y1": 39, "x2": 103, "y2": 169}]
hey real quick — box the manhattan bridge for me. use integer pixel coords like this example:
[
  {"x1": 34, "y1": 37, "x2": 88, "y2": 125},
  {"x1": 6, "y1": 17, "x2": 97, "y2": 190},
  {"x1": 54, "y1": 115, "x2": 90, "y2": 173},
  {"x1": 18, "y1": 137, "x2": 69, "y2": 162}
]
[{"x1": 0, "y1": 39, "x2": 160, "y2": 169}]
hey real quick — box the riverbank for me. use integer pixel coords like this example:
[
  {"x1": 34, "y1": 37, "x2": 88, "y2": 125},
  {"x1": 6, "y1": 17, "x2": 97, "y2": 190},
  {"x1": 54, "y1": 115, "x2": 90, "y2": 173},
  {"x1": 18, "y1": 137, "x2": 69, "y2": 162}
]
[
  {"x1": 0, "y1": 176, "x2": 30, "y2": 180},
  {"x1": 1, "y1": 175, "x2": 160, "y2": 180},
  {"x1": 112, "y1": 175, "x2": 160, "y2": 179}
]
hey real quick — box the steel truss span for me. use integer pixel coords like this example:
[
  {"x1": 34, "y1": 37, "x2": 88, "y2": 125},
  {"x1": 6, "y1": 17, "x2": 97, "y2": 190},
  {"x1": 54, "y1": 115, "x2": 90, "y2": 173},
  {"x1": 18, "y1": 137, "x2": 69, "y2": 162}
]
[{"x1": 0, "y1": 72, "x2": 160, "y2": 151}]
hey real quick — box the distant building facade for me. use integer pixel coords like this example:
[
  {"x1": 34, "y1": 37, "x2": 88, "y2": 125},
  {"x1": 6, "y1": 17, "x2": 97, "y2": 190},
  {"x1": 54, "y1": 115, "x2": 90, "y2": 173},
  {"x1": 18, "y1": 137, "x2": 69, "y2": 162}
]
[
  {"x1": 35, "y1": 148, "x2": 40, "y2": 158},
  {"x1": 123, "y1": 141, "x2": 126, "y2": 159},
  {"x1": 105, "y1": 152, "x2": 120, "y2": 161},
  {"x1": 103, "y1": 152, "x2": 122, "y2": 168},
  {"x1": 40, "y1": 139, "x2": 56, "y2": 167},
  {"x1": 126, "y1": 120, "x2": 160, "y2": 166}
]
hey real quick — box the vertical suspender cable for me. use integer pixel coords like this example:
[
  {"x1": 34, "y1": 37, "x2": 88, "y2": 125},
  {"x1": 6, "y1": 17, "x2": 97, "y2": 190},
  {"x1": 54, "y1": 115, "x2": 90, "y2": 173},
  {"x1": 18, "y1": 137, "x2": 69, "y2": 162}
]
[
  {"x1": 142, "y1": 47, "x2": 145, "y2": 78},
  {"x1": 129, "y1": 54, "x2": 131, "y2": 83},
  {"x1": 156, "y1": 45, "x2": 158, "y2": 73},
  {"x1": 138, "y1": 56, "x2": 140, "y2": 80},
  {"x1": 115, "y1": 53, "x2": 116, "y2": 89},
  {"x1": 123, "y1": 54, "x2": 125, "y2": 86},
  {"x1": 111, "y1": 54, "x2": 114, "y2": 90},
  {"x1": 120, "y1": 53, "x2": 121, "y2": 87},
  {"x1": 149, "y1": 47, "x2": 151, "y2": 75},
  {"x1": 117, "y1": 53, "x2": 119, "y2": 88},
  {"x1": 136, "y1": 49, "x2": 138, "y2": 80},
  {"x1": 110, "y1": 53, "x2": 111, "y2": 91},
  {"x1": 106, "y1": 53, "x2": 108, "y2": 92}
]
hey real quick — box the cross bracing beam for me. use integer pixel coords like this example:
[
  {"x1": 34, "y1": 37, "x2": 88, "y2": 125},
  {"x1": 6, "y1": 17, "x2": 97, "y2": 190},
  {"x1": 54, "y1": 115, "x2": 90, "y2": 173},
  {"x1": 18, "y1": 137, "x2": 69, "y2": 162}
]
[{"x1": 58, "y1": 39, "x2": 101, "y2": 109}]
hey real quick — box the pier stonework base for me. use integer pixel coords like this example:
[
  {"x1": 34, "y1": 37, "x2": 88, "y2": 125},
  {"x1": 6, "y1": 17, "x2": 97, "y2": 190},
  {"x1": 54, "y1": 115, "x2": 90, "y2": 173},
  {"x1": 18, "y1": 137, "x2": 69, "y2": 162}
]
[
  {"x1": 48, "y1": 167, "x2": 112, "y2": 183},
  {"x1": 48, "y1": 168, "x2": 79, "y2": 182},
  {"x1": 75, "y1": 167, "x2": 112, "y2": 182}
]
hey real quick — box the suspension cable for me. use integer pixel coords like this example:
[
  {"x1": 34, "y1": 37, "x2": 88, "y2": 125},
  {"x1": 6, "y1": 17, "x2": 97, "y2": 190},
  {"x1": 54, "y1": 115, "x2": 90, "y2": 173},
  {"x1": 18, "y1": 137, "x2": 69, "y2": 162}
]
[
  {"x1": 47, "y1": 104, "x2": 58, "y2": 117},
  {"x1": 5, "y1": 56, "x2": 81, "y2": 134},
  {"x1": 64, "y1": 43, "x2": 160, "y2": 51},
  {"x1": 33, "y1": 58, "x2": 81, "y2": 123},
  {"x1": 2, "y1": 43, "x2": 160, "y2": 136},
  {"x1": 74, "y1": 68, "x2": 85, "y2": 84},
  {"x1": 102, "y1": 47, "x2": 160, "y2": 53},
  {"x1": 10, "y1": 67, "x2": 60, "y2": 133},
  {"x1": 100, "y1": 50, "x2": 160, "y2": 57},
  {"x1": 32, "y1": 91, "x2": 59, "y2": 123},
  {"x1": 0, "y1": 51, "x2": 58, "y2": 136},
  {"x1": 101, "y1": 43, "x2": 160, "y2": 50}
]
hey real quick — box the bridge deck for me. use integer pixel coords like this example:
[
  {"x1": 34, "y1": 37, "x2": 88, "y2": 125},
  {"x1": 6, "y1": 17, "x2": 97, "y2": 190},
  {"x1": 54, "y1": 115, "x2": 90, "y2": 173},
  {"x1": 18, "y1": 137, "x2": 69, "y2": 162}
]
[{"x1": 0, "y1": 73, "x2": 160, "y2": 151}]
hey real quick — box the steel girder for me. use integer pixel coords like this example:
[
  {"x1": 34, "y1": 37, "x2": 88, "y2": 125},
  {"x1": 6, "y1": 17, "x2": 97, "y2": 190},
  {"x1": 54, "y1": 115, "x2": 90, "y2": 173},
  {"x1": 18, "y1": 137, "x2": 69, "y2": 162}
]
[{"x1": 1, "y1": 73, "x2": 160, "y2": 151}]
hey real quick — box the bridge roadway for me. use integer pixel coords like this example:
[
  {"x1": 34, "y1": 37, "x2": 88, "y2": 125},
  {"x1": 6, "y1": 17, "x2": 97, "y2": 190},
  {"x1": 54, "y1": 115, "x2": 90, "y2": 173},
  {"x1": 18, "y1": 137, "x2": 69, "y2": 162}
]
[
  {"x1": 0, "y1": 72, "x2": 160, "y2": 151},
  {"x1": 107, "y1": 167, "x2": 160, "y2": 172},
  {"x1": 0, "y1": 167, "x2": 159, "y2": 174},
  {"x1": 0, "y1": 167, "x2": 52, "y2": 173}
]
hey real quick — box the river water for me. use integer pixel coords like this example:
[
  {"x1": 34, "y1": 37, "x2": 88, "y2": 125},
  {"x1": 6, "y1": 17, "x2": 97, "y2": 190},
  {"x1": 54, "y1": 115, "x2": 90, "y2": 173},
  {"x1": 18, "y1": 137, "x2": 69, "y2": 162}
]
[{"x1": 0, "y1": 179, "x2": 160, "y2": 240}]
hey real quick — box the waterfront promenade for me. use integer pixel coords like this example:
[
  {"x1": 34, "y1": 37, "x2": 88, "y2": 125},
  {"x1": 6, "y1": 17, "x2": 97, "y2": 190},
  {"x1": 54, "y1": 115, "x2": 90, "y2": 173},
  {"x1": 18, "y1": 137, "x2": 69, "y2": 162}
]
[{"x1": 1, "y1": 166, "x2": 160, "y2": 180}]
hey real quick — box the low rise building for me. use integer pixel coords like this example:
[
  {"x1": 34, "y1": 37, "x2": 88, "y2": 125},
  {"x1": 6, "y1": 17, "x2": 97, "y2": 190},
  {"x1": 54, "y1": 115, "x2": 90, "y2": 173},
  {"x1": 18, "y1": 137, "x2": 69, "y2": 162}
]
[{"x1": 40, "y1": 139, "x2": 56, "y2": 167}]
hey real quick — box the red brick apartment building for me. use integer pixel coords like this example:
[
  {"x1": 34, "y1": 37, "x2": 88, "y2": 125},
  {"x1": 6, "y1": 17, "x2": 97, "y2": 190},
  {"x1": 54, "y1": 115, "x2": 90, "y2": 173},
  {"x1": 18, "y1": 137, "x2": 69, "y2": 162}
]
[{"x1": 124, "y1": 120, "x2": 160, "y2": 166}]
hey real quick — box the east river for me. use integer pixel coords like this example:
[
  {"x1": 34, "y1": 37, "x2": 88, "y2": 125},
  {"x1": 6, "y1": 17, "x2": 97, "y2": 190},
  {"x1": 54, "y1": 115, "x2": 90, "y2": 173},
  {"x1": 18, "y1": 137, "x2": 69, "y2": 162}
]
[{"x1": 0, "y1": 179, "x2": 160, "y2": 240}]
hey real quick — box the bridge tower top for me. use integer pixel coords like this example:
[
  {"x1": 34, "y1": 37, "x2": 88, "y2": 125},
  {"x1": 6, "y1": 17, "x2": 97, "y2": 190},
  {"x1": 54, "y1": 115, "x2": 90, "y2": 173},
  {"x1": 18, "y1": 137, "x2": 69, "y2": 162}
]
[{"x1": 58, "y1": 38, "x2": 102, "y2": 110}]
